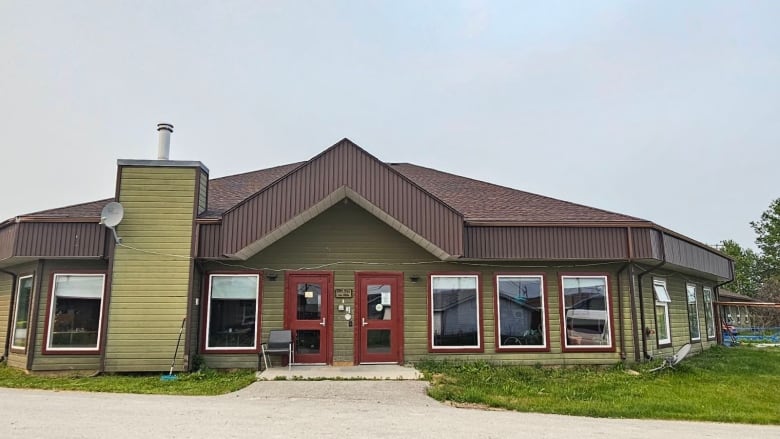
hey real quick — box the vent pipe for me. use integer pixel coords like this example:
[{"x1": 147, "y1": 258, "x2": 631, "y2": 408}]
[{"x1": 157, "y1": 123, "x2": 174, "y2": 160}]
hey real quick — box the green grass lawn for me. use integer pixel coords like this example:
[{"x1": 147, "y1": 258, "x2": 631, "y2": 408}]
[
  {"x1": 418, "y1": 346, "x2": 780, "y2": 424},
  {"x1": 0, "y1": 365, "x2": 256, "y2": 396}
]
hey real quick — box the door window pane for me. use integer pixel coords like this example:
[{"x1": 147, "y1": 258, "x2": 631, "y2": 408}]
[
  {"x1": 366, "y1": 284, "x2": 391, "y2": 320},
  {"x1": 295, "y1": 330, "x2": 321, "y2": 354},
  {"x1": 367, "y1": 329, "x2": 391, "y2": 353},
  {"x1": 431, "y1": 275, "x2": 480, "y2": 348},
  {"x1": 496, "y1": 276, "x2": 545, "y2": 348},
  {"x1": 297, "y1": 283, "x2": 322, "y2": 320}
]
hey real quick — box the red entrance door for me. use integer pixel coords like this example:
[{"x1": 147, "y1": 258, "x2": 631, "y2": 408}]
[
  {"x1": 286, "y1": 273, "x2": 333, "y2": 364},
  {"x1": 355, "y1": 273, "x2": 404, "y2": 364}
]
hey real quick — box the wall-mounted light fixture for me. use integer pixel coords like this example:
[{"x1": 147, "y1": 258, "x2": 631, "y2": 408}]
[
  {"x1": 409, "y1": 275, "x2": 420, "y2": 283},
  {"x1": 265, "y1": 272, "x2": 278, "y2": 281}
]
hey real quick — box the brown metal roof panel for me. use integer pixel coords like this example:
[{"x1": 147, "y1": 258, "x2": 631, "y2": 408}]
[
  {"x1": 15, "y1": 222, "x2": 105, "y2": 258},
  {"x1": 198, "y1": 223, "x2": 222, "y2": 258},
  {"x1": 0, "y1": 223, "x2": 18, "y2": 260},
  {"x1": 221, "y1": 140, "x2": 464, "y2": 257},
  {"x1": 631, "y1": 227, "x2": 662, "y2": 259},
  {"x1": 464, "y1": 226, "x2": 629, "y2": 260},
  {"x1": 200, "y1": 162, "x2": 304, "y2": 217},
  {"x1": 662, "y1": 233, "x2": 731, "y2": 279}
]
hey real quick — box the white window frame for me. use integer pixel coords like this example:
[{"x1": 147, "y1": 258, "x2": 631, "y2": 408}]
[
  {"x1": 686, "y1": 283, "x2": 701, "y2": 342},
  {"x1": 205, "y1": 274, "x2": 260, "y2": 351},
  {"x1": 561, "y1": 275, "x2": 612, "y2": 350},
  {"x1": 430, "y1": 274, "x2": 481, "y2": 351},
  {"x1": 703, "y1": 287, "x2": 716, "y2": 340},
  {"x1": 11, "y1": 275, "x2": 34, "y2": 351},
  {"x1": 46, "y1": 273, "x2": 106, "y2": 352},
  {"x1": 495, "y1": 275, "x2": 546, "y2": 350},
  {"x1": 653, "y1": 279, "x2": 672, "y2": 346}
]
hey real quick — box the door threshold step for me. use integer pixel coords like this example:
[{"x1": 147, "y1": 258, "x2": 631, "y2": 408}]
[{"x1": 258, "y1": 364, "x2": 421, "y2": 380}]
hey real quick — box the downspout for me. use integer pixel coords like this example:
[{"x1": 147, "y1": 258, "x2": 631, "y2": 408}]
[
  {"x1": 614, "y1": 226, "x2": 635, "y2": 362},
  {"x1": 616, "y1": 263, "x2": 629, "y2": 361},
  {"x1": 636, "y1": 232, "x2": 667, "y2": 361},
  {"x1": 0, "y1": 267, "x2": 17, "y2": 362},
  {"x1": 25, "y1": 259, "x2": 45, "y2": 371},
  {"x1": 712, "y1": 261, "x2": 735, "y2": 345},
  {"x1": 98, "y1": 228, "x2": 116, "y2": 375},
  {"x1": 628, "y1": 264, "x2": 641, "y2": 361}
]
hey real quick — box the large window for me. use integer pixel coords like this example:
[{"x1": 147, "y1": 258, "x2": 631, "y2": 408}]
[
  {"x1": 496, "y1": 275, "x2": 546, "y2": 350},
  {"x1": 430, "y1": 275, "x2": 481, "y2": 350},
  {"x1": 46, "y1": 274, "x2": 105, "y2": 351},
  {"x1": 205, "y1": 274, "x2": 260, "y2": 351},
  {"x1": 561, "y1": 275, "x2": 611, "y2": 349},
  {"x1": 11, "y1": 275, "x2": 34, "y2": 350},
  {"x1": 703, "y1": 287, "x2": 716, "y2": 340},
  {"x1": 653, "y1": 279, "x2": 672, "y2": 346},
  {"x1": 686, "y1": 283, "x2": 701, "y2": 341}
]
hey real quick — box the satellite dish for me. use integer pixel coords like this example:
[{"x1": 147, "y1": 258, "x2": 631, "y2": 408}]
[
  {"x1": 100, "y1": 202, "x2": 124, "y2": 227},
  {"x1": 100, "y1": 202, "x2": 124, "y2": 244}
]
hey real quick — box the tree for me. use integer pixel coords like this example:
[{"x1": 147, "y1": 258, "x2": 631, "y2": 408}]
[
  {"x1": 719, "y1": 239, "x2": 764, "y2": 296},
  {"x1": 751, "y1": 275, "x2": 780, "y2": 328},
  {"x1": 752, "y1": 198, "x2": 780, "y2": 278}
]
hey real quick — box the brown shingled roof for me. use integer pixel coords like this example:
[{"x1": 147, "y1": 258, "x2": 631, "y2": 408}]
[
  {"x1": 390, "y1": 163, "x2": 642, "y2": 223},
  {"x1": 22, "y1": 198, "x2": 115, "y2": 218},
  {"x1": 203, "y1": 162, "x2": 304, "y2": 217},
  {"x1": 19, "y1": 158, "x2": 643, "y2": 224}
]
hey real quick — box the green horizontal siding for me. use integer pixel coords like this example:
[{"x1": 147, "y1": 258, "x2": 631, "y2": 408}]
[
  {"x1": 0, "y1": 273, "x2": 12, "y2": 354},
  {"x1": 105, "y1": 166, "x2": 196, "y2": 372},
  {"x1": 639, "y1": 274, "x2": 719, "y2": 360},
  {"x1": 200, "y1": 200, "x2": 639, "y2": 368},
  {"x1": 0, "y1": 262, "x2": 37, "y2": 370},
  {"x1": 31, "y1": 260, "x2": 107, "y2": 371}
]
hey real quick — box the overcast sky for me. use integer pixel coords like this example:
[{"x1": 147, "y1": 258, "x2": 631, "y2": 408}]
[{"x1": 1, "y1": 1, "x2": 778, "y2": 250}]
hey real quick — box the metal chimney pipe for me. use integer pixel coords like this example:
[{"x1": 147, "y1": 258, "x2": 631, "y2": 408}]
[{"x1": 157, "y1": 123, "x2": 174, "y2": 160}]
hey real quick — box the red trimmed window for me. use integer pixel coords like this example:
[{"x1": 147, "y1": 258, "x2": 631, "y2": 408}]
[
  {"x1": 561, "y1": 275, "x2": 612, "y2": 349},
  {"x1": 430, "y1": 274, "x2": 481, "y2": 351},
  {"x1": 703, "y1": 287, "x2": 716, "y2": 339},
  {"x1": 653, "y1": 279, "x2": 672, "y2": 346},
  {"x1": 11, "y1": 275, "x2": 34, "y2": 351},
  {"x1": 205, "y1": 274, "x2": 260, "y2": 351},
  {"x1": 686, "y1": 284, "x2": 701, "y2": 341},
  {"x1": 496, "y1": 275, "x2": 546, "y2": 349},
  {"x1": 46, "y1": 274, "x2": 106, "y2": 352}
]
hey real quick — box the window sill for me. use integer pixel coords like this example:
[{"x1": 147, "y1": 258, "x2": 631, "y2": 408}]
[
  {"x1": 561, "y1": 346, "x2": 616, "y2": 354},
  {"x1": 202, "y1": 348, "x2": 260, "y2": 355},
  {"x1": 495, "y1": 346, "x2": 549, "y2": 353},
  {"x1": 428, "y1": 347, "x2": 484, "y2": 354},
  {"x1": 42, "y1": 348, "x2": 101, "y2": 355}
]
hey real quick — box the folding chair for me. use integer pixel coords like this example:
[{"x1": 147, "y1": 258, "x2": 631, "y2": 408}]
[{"x1": 261, "y1": 329, "x2": 293, "y2": 371}]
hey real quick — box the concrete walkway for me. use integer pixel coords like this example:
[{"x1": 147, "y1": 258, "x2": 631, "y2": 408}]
[
  {"x1": 2, "y1": 382, "x2": 779, "y2": 438},
  {"x1": 258, "y1": 364, "x2": 422, "y2": 380}
]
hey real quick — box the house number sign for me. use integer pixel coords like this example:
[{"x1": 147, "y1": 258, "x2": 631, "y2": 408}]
[{"x1": 335, "y1": 288, "x2": 353, "y2": 298}]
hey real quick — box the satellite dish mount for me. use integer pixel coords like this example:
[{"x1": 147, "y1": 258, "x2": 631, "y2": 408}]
[{"x1": 100, "y1": 202, "x2": 125, "y2": 244}]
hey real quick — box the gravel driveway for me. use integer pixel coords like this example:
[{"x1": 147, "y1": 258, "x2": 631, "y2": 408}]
[{"x1": 2, "y1": 381, "x2": 778, "y2": 439}]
